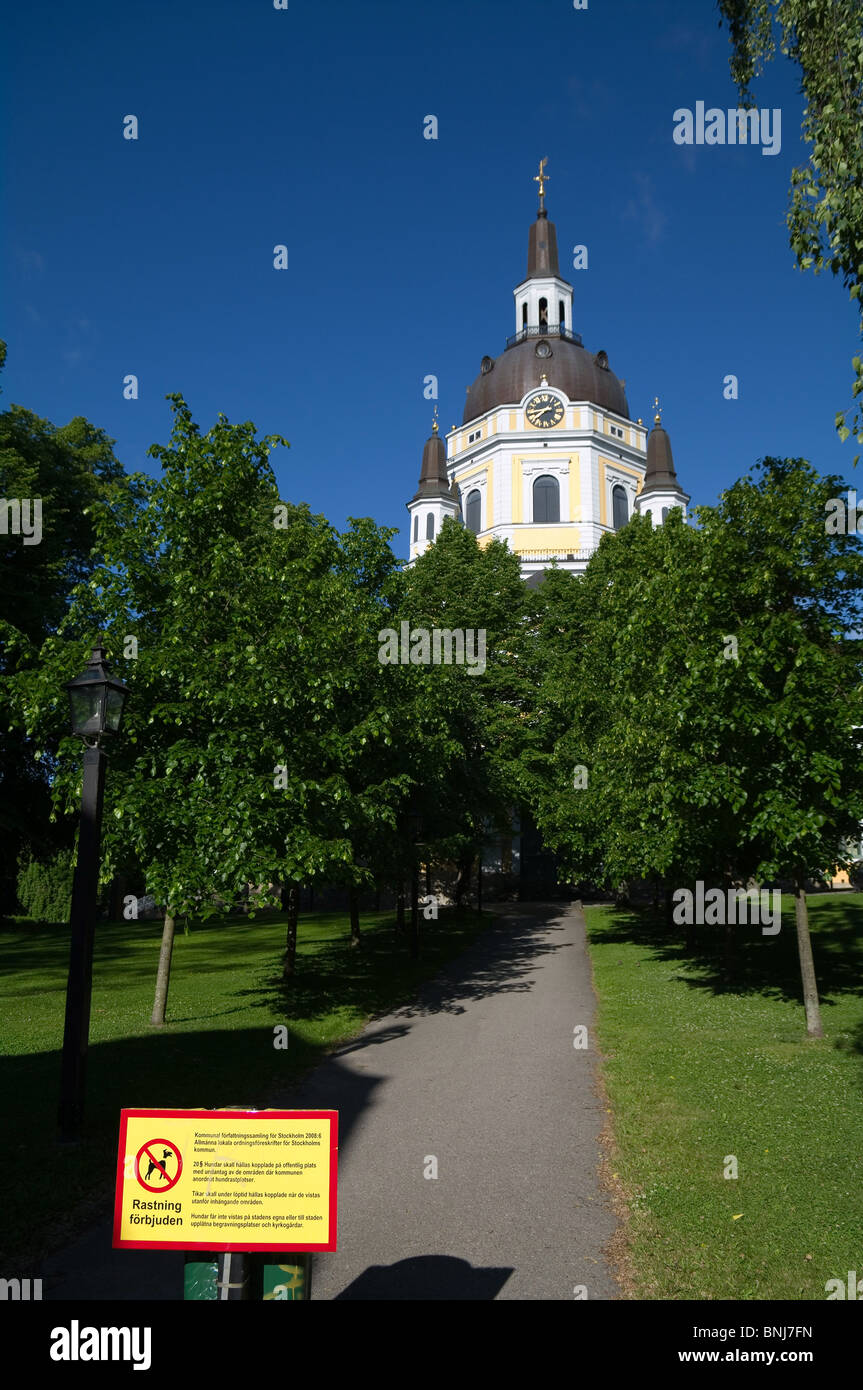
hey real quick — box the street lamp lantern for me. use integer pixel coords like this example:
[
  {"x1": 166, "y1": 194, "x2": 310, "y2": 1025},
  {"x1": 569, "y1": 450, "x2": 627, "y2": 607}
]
[{"x1": 66, "y1": 643, "x2": 129, "y2": 742}]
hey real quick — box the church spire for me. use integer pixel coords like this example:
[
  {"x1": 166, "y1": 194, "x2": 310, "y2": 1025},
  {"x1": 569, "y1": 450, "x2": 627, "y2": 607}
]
[
  {"x1": 526, "y1": 156, "x2": 560, "y2": 280},
  {"x1": 634, "y1": 403, "x2": 691, "y2": 524},
  {"x1": 514, "y1": 159, "x2": 572, "y2": 339},
  {"x1": 642, "y1": 402, "x2": 680, "y2": 492},
  {"x1": 406, "y1": 416, "x2": 460, "y2": 562},
  {"x1": 411, "y1": 416, "x2": 451, "y2": 500}
]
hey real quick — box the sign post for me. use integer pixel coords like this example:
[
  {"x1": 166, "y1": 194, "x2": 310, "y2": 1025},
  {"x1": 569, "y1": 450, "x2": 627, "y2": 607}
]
[{"x1": 114, "y1": 1108, "x2": 337, "y2": 1298}]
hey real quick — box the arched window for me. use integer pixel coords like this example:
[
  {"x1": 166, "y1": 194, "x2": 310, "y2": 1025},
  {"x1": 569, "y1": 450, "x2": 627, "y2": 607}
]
[
  {"x1": 533, "y1": 475, "x2": 560, "y2": 524},
  {"x1": 465, "y1": 489, "x2": 481, "y2": 533},
  {"x1": 538, "y1": 296, "x2": 548, "y2": 326},
  {"x1": 522, "y1": 302, "x2": 527, "y2": 329},
  {"x1": 426, "y1": 513, "x2": 435, "y2": 540},
  {"x1": 413, "y1": 514, "x2": 418, "y2": 542},
  {"x1": 612, "y1": 485, "x2": 629, "y2": 531},
  {"x1": 558, "y1": 298, "x2": 565, "y2": 329},
  {"x1": 661, "y1": 506, "x2": 669, "y2": 523}
]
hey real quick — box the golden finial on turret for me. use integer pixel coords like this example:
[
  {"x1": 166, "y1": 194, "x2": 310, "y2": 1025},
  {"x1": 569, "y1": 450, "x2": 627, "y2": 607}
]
[
  {"x1": 432, "y1": 404, "x2": 439, "y2": 434},
  {"x1": 653, "y1": 395, "x2": 662, "y2": 425},
  {"x1": 534, "y1": 157, "x2": 549, "y2": 211}
]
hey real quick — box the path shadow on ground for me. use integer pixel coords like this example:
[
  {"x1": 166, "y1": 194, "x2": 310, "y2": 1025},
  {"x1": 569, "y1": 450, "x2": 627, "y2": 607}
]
[
  {"x1": 7, "y1": 1029, "x2": 385, "y2": 1286},
  {"x1": 10, "y1": 904, "x2": 577, "y2": 1278},
  {"x1": 333, "y1": 1254, "x2": 512, "y2": 1300},
  {"x1": 592, "y1": 897, "x2": 863, "y2": 1044},
  {"x1": 240, "y1": 904, "x2": 574, "y2": 1023}
]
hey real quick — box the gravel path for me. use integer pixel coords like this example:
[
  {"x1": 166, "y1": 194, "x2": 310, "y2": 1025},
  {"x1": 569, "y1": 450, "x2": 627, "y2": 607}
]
[
  {"x1": 42, "y1": 901, "x2": 620, "y2": 1301},
  {"x1": 273, "y1": 901, "x2": 620, "y2": 1300}
]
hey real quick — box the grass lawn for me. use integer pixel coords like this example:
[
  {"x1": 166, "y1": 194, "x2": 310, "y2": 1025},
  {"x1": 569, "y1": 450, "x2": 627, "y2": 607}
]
[
  {"x1": 585, "y1": 891, "x2": 863, "y2": 1300},
  {"x1": 0, "y1": 904, "x2": 488, "y2": 1268}
]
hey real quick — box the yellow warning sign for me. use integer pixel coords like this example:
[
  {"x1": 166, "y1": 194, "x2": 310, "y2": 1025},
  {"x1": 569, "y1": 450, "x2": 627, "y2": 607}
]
[{"x1": 113, "y1": 1108, "x2": 337, "y2": 1251}]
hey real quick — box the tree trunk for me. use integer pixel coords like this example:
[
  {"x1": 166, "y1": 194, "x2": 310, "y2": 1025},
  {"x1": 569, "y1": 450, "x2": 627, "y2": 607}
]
[
  {"x1": 349, "y1": 885, "x2": 361, "y2": 949},
  {"x1": 476, "y1": 854, "x2": 483, "y2": 914},
  {"x1": 150, "y1": 910, "x2": 176, "y2": 1026},
  {"x1": 409, "y1": 865, "x2": 419, "y2": 959},
  {"x1": 282, "y1": 883, "x2": 299, "y2": 979},
  {"x1": 395, "y1": 884, "x2": 405, "y2": 934},
  {"x1": 722, "y1": 874, "x2": 737, "y2": 981},
  {"x1": 794, "y1": 880, "x2": 823, "y2": 1038},
  {"x1": 723, "y1": 919, "x2": 737, "y2": 979},
  {"x1": 110, "y1": 872, "x2": 129, "y2": 922},
  {"x1": 454, "y1": 853, "x2": 470, "y2": 908},
  {"x1": 673, "y1": 884, "x2": 695, "y2": 954}
]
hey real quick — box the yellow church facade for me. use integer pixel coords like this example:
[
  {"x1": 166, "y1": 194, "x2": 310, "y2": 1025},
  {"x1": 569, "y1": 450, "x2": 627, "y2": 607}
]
[{"x1": 407, "y1": 163, "x2": 689, "y2": 584}]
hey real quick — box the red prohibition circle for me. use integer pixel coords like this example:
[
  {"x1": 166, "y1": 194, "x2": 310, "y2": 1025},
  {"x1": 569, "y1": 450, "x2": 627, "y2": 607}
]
[{"x1": 135, "y1": 1137, "x2": 183, "y2": 1193}]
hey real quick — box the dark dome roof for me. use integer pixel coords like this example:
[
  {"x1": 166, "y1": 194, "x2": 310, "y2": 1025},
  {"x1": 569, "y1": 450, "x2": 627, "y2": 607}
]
[
  {"x1": 641, "y1": 423, "x2": 679, "y2": 493},
  {"x1": 410, "y1": 429, "x2": 450, "y2": 502},
  {"x1": 463, "y1": 336, "x2": 629, "y2": 425}
]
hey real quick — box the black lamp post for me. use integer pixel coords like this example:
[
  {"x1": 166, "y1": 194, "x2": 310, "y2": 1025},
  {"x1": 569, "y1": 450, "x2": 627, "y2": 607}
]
[{"x1": 58, "y1": 641, "x2": 129, "y2": 1141}]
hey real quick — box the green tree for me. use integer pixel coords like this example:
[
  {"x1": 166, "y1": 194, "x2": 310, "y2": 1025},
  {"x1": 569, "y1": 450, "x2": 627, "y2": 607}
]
[
  {"x1": 718, "y1": 1, "x2": 863, "y2": 458},
  {"x1": 402, "y1": 519, "x2": 536, "y2": 891},
  {"x1": 15, "y1": 397, "x2": 435, "y2": 1015},
  {"x1": 691, "y1": 456, "x2": 863, "y2": 1034},
  {"x1": 0, "y1": 340, "x2": 131, "y2": 910},
  {"x1": 294, "y1": 514, "x2": 415, "y2": 960},
  {"x1": 530, "y1": 460, "x2": 863, "y2": 1036},
  {"x1": 529, "y1": 512, "x2": 709, "y2": 895}
]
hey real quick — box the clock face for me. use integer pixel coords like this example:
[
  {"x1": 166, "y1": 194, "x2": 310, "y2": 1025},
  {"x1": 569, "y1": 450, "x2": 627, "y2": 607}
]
[{"x1": 526, "y1": 391, "x2": 564, "y2": 429}]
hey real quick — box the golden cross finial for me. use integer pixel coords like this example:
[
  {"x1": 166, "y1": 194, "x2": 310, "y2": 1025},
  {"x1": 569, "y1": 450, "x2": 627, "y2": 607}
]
[
  {"x1": 653, "y1": 395, "x2": 662, "y2": 425},
  {"x1": 432, "y1": 404, "x2": 439, "y2": 434},
  {"x1": 534, "y1": 157, "x2": 549, "y2": 210}
]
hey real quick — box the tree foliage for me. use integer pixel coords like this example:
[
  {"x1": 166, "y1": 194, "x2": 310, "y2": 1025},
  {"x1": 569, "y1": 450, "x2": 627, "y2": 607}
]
[
  {"x1": 528, "y1": 459, "x2": 863, "y2": 1032},
  {"x1": 0, "y1": 340, "x2": 130, "y2": 910},
  {"x1": 402, "y1": 519, "x2": 537, "y2": 876},
  {"x1": 15, "y1": 397, "x2": 415, "y2": 922},
  {"x1": 15, "y1": 847, "x2": 74, "y2": 923},
  {"x1": 718, "y1": 0, "x2": 863, "y2": 457}
]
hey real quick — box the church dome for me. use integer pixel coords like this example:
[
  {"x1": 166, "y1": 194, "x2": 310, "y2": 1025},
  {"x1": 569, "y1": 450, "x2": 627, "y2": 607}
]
[{"x1": 463, "y1": 334, "x2": 629, "y2": 425}]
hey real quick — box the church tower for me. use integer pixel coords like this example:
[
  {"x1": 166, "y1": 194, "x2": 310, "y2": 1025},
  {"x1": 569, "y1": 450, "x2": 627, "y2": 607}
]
[
  {"x1": 405, "y1": 162, "x2": 688, "y2": 580},
  {"x1": 407, "y1": 412, "x2": 460, "y2": 561},
  {"x1": 633, "y1": 401, "x2": 690, "y2": 523}
]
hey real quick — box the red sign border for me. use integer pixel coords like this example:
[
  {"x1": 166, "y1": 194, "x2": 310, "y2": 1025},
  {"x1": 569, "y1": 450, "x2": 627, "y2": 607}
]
[{"x1": 113, "y1": 1108, "x2": 338, "y2": 1252}]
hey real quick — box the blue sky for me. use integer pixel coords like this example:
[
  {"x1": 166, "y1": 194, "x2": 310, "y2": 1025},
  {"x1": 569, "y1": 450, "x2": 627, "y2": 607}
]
[{"x1": 3, "y1": 0, "x2": 858, "y2": 555}]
